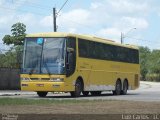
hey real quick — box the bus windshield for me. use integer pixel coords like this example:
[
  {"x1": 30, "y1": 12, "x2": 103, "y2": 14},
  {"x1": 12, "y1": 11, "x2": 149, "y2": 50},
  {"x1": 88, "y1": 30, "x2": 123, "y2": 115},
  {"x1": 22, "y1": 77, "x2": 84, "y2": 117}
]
[{"x1": 22, "y1": 37, "x2": 66, "y2": 74}]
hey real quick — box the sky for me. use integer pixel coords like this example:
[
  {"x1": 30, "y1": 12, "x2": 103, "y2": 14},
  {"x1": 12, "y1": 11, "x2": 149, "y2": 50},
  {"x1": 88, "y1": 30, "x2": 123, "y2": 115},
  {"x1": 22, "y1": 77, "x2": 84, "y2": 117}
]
[{"x1": 0, "y1": 0, "x2": 160, "y2": 51}]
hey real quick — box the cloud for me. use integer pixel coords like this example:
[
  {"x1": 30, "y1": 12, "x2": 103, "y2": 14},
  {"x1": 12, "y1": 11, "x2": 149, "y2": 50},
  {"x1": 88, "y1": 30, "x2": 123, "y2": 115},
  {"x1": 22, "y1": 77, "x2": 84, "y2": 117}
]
[
  {"x1": 54, "y1": 0, "x2": 150, "y2": 37},
  {"x1": 121, "y1": 17, "x2": 149, "y2": 30},
  {"x1": 108, "y1": 0, "x2": 149, "y2": 15},
  {"x1": 68, "y1": 28, "x2": 77, "y2": 33},
  {"x1": 0, "y1": 0, "x2": 4, "y2": 5},
  {"x1": 58, "y1": 9, "x2": 91, "y2": 28},
  {"x1": 40, "y1": 15, "x2": 52, "y2": 27},
  {"x1": 156, "y1": 8, "x2": 160, "y2": 17},
  {"x1": 0, "y1": 0, "x2": 156, "y2": 49},
  {"x1": 1, "y1": 0, "x2": 150, "y2": 35},
  {"x1": 0, "y1": 0, "x2": 34, "y2": 33},
  {"x1": 39, "y1": 8, "x2": 91, "y2": 31},
  {"x1": 112, "y1": 17, "x2": 149, "y2": 32},
  {"x1": 0, "y1": 15, "x2": 14, "y2": 28},
  {"x1": 0, "y1": 0, "x2": 28, "y2": 15},
  {"x1": 97, "y1": 28, "x2": 121, "y2": 42},
  {"x1": 96, "y1": 17, "x2": 149, "y2": 42},
  {"x1": 0, "y1": 13, "x2": 40, "y2": 34},
  {"x1": 89, "y1": 0, "x2": 150, "y2": 18},
  {"x1": 39, "y1": 9, "x2": 91, "y2": 30},
  {"x1": 90, "y1": 2, "x2": 103, "y2": 9}
]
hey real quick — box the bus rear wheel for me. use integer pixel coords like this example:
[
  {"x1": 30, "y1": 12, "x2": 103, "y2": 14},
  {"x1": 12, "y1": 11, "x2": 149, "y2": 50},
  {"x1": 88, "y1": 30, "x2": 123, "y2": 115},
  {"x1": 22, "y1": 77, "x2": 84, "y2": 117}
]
[
  {"x1": 70, "y1": 79, "x2": 82, "y2": 97},
  {"x1": 121, "y1": 80, "x2": 128, "y2": 95},
  {"x1": 37, "y1": 91, "x2": 48, "y2": 97},
  {"x1": 113, "y1": 80, "x2": 122, "y2": 95}
]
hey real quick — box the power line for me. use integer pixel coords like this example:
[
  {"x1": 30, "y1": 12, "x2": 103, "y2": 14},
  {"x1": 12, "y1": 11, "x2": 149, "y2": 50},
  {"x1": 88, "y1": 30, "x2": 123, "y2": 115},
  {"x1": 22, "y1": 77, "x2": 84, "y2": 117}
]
[
  {"x1": 2, "y1": 2, "x2": 159, "y2": 48},
  {"x1": 124, "y1": 36, "x2": 160, "y2": 48},
  {"x1": 125, "y1": 36, "x2": 160, "y2": 44},
  {"x1": 57, "y1": 0, "x2": 69, "y2": 14},
  {"x1": 1, "y1": 1, "x2": 96, "y2": 32},
  {"x1": 7, "y1": 0, "x2": 70, "y2": 15},
  {"x1": 53, "y1": 0, "x2": 69, "y2": 32},
  {"x1": 0, "y1": 6, "x2": 96, "y2": 32},
  {"x1": 23, "y1": 1, "x2": 52, "y2": 9},
  {"x1": 0, "y1": 6, "x2": 48, "y2": 16},
  {"x1": 11, "y1": 0, "x2": 53, "y2": 10},
  {"x1": 59, "y1": 16, "x2": 93, "y2": 28}
]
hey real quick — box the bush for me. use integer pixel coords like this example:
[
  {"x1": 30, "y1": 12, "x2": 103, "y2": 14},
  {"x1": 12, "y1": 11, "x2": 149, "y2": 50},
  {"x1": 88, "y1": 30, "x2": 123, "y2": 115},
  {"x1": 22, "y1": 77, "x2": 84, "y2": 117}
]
[{"x1": 146, "y1": 74, "x2": 160, "y2": 82}]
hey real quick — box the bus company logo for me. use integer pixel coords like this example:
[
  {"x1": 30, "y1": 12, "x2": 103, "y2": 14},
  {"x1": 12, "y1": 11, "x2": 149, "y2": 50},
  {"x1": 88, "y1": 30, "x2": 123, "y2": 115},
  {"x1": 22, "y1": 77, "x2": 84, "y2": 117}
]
[{"x1": 2, "y1": 114, "x2": 18, "y2": 120}]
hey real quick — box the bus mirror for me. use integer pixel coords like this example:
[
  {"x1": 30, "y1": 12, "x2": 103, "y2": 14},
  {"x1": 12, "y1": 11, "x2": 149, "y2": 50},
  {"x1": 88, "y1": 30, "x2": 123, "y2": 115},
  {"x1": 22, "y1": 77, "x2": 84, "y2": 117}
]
[{"x1": 67, "y1": 47, "x2": 74, "y2": 53}]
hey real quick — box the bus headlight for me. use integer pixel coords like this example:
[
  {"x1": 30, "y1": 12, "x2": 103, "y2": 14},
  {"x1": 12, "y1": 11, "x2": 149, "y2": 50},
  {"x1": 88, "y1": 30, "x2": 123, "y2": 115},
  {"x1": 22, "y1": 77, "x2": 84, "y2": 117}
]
[
  {"x1": 21, "y1": 78, "x2": 30, "y2": 81},
  {"x1": 50, "y1": 78, "x2": 64, "y2": 82}
]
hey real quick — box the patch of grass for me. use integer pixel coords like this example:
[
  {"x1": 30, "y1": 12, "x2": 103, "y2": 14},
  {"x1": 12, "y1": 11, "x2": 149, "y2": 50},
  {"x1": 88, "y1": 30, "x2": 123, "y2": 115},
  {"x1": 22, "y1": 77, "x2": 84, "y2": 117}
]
[{"x1": 0, "y1": 98, "x2": 109, "y2": 106}]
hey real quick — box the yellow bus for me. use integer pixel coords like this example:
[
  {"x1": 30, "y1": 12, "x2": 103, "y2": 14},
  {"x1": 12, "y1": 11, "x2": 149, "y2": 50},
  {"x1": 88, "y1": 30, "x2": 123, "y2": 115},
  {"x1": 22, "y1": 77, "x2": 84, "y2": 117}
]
[{"x1": 21, "y1": 32, "x2": 140, "y2": 97}]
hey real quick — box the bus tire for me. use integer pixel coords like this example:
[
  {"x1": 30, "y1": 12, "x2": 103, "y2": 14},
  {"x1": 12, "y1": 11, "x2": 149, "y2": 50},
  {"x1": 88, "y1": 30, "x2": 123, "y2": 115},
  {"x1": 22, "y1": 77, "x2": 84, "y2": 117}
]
[
  {"x1": 37, "y1": 91, "x2": 48, "y2": 97},
  {"x1": 113, "y1": 80, "x2": 122, "y2": 95},
  {"x1": 121, "y1": 80, "x2": 128, "y2": 95},
  {"x1": 90, "y1": 91, "x2": 101, "y2": 96},
  {"x1": 82, "y1": 91, "x2": 89, "y2": 96},
  {"x1": 70, "y1": 79, "x2": 82, "y2": 97}
]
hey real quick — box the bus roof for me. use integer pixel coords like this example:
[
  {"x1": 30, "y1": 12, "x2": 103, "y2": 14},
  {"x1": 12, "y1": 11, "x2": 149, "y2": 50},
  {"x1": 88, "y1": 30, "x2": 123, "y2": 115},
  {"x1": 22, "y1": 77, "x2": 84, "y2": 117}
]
[{"x1": 26, "y1": 32, "x2": 138, "y2": 50}]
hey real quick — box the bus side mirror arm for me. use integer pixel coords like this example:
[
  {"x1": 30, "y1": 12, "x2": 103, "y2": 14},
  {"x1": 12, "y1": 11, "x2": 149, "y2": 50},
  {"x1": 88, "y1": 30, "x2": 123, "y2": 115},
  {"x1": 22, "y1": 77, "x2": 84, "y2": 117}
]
[{"x1": 67, "y1": 47, "x2": 74, "y2": 53}]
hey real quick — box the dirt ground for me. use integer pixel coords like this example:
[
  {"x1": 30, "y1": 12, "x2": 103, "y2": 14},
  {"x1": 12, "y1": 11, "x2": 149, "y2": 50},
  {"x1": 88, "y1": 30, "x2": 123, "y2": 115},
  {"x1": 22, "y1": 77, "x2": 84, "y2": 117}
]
[{"x1": 0, "y1": 100, "x2": 160, "y2": 114}]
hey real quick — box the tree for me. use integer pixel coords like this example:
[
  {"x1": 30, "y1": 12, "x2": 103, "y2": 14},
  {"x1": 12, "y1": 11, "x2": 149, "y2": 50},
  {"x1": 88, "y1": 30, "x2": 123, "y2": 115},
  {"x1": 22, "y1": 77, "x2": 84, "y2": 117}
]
[
  {"x1": 1, "y1": 22, "x2": 26, "y2": 68},
  {"x1": 148, "y1": 50, "x2": 160, "y2": 74},
  {"x1": 0, "y1": 50, "x2": 17, "y2": 68},
  {"x1": 3, "y1": 22, "x2": 26, "y2": 46},
  {"x1": 139, "y1": 46, "x2": 151, "y2": 80}
]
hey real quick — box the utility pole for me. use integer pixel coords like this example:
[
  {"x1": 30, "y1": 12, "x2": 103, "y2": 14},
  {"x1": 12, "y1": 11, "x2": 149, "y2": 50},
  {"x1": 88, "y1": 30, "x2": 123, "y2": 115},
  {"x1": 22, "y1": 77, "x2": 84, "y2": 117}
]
[
  {"x1": 53, "y1": 8, "x2": 57, "y2": 32},
  {"x1": 121, "y1": 32, "x2": 123, "y2": 44},
  {"x1": 52, "y1": 0, "x2": 69, "y2": 32},
  {"x1": 120, "y1": 28, "x2": 136, "y2": 44}
]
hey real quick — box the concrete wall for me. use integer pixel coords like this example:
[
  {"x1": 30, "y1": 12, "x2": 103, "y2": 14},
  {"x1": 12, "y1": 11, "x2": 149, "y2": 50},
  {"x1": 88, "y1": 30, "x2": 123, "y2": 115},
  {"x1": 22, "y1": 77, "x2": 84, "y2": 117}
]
[{"x1": 0, "y1": 68, "x2": 20, "y2": 90}]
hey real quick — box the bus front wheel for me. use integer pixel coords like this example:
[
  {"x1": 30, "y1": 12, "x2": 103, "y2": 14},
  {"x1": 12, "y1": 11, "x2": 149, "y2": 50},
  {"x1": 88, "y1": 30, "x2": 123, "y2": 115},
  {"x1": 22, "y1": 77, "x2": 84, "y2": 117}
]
[
  {"x1": 37, "y1": 91, "x2": 48, "y2": 97},
  {"x1": 70, "y1": 80, "x2": 82, "y2": 97}
]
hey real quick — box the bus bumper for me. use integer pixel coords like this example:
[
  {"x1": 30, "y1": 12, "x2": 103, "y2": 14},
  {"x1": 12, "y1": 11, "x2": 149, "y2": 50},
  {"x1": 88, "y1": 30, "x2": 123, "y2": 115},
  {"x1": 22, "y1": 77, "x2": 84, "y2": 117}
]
[{"x1": 21, "y1": 81, "x2": 74, "y2": 92}]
